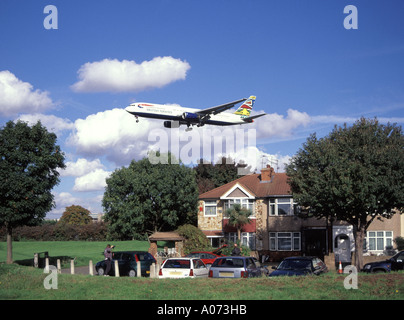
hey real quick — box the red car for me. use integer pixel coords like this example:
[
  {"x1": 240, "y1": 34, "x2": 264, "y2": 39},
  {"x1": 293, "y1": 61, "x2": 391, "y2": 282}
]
[{"x1": 185, "y1": 245, "x2": 227, "y2": 267}]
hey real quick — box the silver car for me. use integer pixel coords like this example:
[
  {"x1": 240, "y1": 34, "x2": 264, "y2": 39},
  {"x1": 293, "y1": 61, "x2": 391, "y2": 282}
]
[{"x1": 208, "y1": 256, "x2": 262, "y2": 278}]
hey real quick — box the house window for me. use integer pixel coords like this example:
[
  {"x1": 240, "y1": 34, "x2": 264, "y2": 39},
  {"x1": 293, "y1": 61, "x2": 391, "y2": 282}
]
[
  {"x1": 269, "y1": 198, "x2": 296, "y2": 216},
  {"x1": 204, "y1": 200, "x2": 217, "y2": 216},
  {"x1": 226, "y1": 232, "x2": 256, "y2": 250},
  {"x1": 367, "y1": 231, "x2": 393, "y2": 251},
  {"x1": 269, "y1": 232, "x2": 301, "y2": 251},
  {"x1": 223, "y1": 199, "x2": 254, "y2": 216}
]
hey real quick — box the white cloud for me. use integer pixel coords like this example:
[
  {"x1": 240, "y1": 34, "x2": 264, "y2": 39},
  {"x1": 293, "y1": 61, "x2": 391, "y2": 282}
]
[
  {"x1": 59, "y1": 158, "x2": 105, "y2": 177},
  {"x1": 253, "y1": 109, "x2": 311, "y2": 139},
  {"x1": 73, "y1": 168, "x2": 111, "y2": 192},
  {"x1": 71, "y1": 57, "x2": 191, "y2": 93},
  {"x1": 0, "y1": 70, "x2": 54, "y2": 116},
  {"x1": 68, "y1": 108, "x2": 158, "y2": 164},
  {"x1": 16, "y1": 113, "x2": 74, "y2": 134}
]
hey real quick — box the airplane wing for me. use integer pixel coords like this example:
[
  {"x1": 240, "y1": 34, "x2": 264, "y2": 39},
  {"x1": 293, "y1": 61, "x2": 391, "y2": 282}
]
[
  {"x1": 242, "y1": 113, "x2": 267, "y2": 123},
  {"x1": 196, "y1": 98, "x2": 247, "y2": 116}
]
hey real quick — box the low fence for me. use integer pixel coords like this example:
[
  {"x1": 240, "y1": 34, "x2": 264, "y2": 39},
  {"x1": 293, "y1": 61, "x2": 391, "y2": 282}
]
[{"x1": 34, "y1": 253, "x2": 161, "y2": 278}]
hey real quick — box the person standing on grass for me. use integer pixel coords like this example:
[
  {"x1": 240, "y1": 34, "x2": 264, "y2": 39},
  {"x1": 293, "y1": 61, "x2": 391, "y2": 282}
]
[{"x1": 104, "y1": 244, "x2": 113, "y2": 276}]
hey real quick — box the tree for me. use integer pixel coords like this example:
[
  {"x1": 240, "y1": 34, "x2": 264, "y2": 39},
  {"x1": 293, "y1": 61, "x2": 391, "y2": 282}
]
[
  {"x1": 194, "y1": 156, "x2": 251, "y2": 194},
  {"x1": 286, "y1": 118, "x2": 404, "y2": 270},
  {"x1": 226, "y1": 203, "x2": 252, "y2": 241},
  {"x1": 176, "y1": 224, "x2": 211, "y2": 254},
  {"x1": 0, "y1": 120, "x2": 65, "y2": 263},
  {"x1": 59, "y1": 205, "x2": 92, "y2": 225},
  {"x1": 102, "y1": 153, "x2": 199, "y2": 240}
]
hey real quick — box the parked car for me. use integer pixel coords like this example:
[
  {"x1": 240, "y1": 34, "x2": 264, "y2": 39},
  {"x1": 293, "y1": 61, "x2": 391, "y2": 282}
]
[
  {"x1": 362, "y1": 250, "x2": 404, "y2": 273},
  {"x1": 269, "y1": 256, "x2": 328, "y2": 277},
  {"x1": 252, "y1": 257, "x2": 270, "y2": 276},
  {"x1": 158, "y1": 258, "x2": 209, "y2": 278},
  {"x1": 184, "y1": 245, "x2": 227, "y2": 267},
  {"x1": 208, "y1": 256, "x2": 262, "y2": 278},
  {"x1": 96, "y1": 251, "x2": 156, "y2": 277}
]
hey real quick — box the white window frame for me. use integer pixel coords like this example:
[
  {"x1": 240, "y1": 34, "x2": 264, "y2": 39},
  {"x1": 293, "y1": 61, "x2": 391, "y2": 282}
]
[
  {"x1": 269, "y1": 232, "x2": 301, "y2": 251},
  {"x1": 268, "y1": 197, "x2": 296, "y2": 216},
  {"x1": 366, "y1": 231, "x2": 393, "y2": 252},
  {"x1": 203, "y1": 200, "x2": 217, "y2": 216},
  {"x1": 226, "y1": 232, "x2": 256, "y2": 250},
  {"x1": 223, "y1": 199, "x2": 255, "y2": 217}
]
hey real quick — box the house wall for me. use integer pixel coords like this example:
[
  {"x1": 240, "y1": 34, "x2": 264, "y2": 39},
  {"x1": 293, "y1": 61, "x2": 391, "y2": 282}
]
[{"x1": 367, "y1": 213, "x2": 401, "y2": 239}]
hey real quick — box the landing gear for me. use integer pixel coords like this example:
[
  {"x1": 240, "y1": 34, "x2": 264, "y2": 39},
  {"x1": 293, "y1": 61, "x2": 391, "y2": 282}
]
[{"x1": 135, "y1": 115, "x2": 139, "y2": 123}]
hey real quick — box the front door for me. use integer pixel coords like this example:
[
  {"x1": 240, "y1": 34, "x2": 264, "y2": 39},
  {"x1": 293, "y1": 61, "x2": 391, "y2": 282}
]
[{"x1": 335, "y1": 235, "x2": 351, "y2": 263}]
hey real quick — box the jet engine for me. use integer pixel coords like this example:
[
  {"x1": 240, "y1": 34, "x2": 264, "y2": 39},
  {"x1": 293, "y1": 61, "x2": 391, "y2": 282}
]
[
  {"x1": 163, "y1": 121, "x2": 180, "y2": 128},
  {"x1": 182, "y1": 112, "x2": 199, "y2": 120}
]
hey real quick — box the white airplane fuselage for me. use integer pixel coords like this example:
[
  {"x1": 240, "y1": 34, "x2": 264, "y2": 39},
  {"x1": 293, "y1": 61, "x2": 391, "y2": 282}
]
[{"x1": 125, "y1": 103, "x2": 246, "y2": 126}]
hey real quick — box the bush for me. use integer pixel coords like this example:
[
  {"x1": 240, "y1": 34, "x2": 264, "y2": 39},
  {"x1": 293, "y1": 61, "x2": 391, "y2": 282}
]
[
  {"x1": 394, "y1": 236, "x2": 404, "y2": 251},
  {"x1": 0, "y1": 222, "x2": 108, "y2": 241},
  {"x1": 176, "y1": 224, "x2": 212, "y2": 254}
]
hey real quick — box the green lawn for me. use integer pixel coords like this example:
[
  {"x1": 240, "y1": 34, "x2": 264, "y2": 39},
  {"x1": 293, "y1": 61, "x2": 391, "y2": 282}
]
[
  {"x1": 1, "y1": 241, "x2": 404, "y2": 300},
  {"x1": 0, "y1": 240, "x2": 151, "y2": 267},
  {"x1": 0, "y1": 263, "x2": 403, "y2": 300}
]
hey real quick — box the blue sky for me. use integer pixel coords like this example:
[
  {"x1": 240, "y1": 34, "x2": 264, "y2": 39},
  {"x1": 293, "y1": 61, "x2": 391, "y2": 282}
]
[{"x1": 1, "y1": 0, "x2": 403, "y2": 219}]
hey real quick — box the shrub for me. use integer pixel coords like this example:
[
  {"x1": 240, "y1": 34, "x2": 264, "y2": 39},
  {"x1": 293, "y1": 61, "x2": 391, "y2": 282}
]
[
  {"x1": 176, "y1": 224, "x2": 211, "y2": 254},
  {"x1": 394, "y1": 236, "x2": 404, "y2": 251}
]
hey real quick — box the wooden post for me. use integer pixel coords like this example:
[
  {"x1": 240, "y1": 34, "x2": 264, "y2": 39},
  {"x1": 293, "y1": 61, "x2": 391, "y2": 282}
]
[
  {"x1": 150, "y1": 263, "x2": 155, "y2": 278},
  {"x1": 57, "y1": 259, "x2": 61, "y2": 274},
  {"x1": 34, "y1": 253, "x2": 39, "y2": 268},
  {"x1": 137, "y1": 261, "x2": 141, "y2": 277},
  {"x1": 70, "y1": 259, "x2": 75, "y2": 275},
  {"x1": 89, "y1": 260, "x2": 94, "y2": 276},
  {"x1": 114, "y1": 260, "x2": 120, "y2": 277}
]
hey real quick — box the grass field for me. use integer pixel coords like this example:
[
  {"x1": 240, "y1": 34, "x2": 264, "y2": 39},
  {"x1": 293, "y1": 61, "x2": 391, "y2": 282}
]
[
  {"x1": 1, "y1": 241, "x2": 404, "y2": 300},
  {"x1": 0, "y1": 240, "x2": 151, "y2": 267}
]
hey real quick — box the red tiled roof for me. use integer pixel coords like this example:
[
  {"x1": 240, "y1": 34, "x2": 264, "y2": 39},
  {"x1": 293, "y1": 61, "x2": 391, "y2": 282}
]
[{"x1": 198, "y1": 172, "x2": 291, "y2": 199}]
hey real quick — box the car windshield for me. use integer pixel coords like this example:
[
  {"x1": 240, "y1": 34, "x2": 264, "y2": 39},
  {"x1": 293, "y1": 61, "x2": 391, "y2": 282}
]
[
  {"x1": 277, "y1": 259, "x2": 312, "y2": 270},
  {"x1": 163, "y1": 259, "x2": 191, "y2": 269},
  {"x1": 212, "y1": 258, "x2": 245, "y2": 268}
]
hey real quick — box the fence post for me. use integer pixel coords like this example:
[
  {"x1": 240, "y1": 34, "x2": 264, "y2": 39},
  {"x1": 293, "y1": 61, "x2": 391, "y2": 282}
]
[
  {"x1": 89, "y1": 260, "x2": 94, "y2": 276},
  {"x1": 70, "y1": 259, "x2": 75, "y2": 275},
  {"x1": 45, "y1": 257, "x2": 50, "y2": 272},
  {"x1": 137, "y1": 261, "x2": 141, "y2": 277},
  {"x1": 57, "y1": 259, "x2": 61, "y2": 274},
  {"x1": 34, "y1": 253, "x2": 39, "y2": 268},
  {"x1": 114, "y1": 260, "x2": 120, "y2": 277}
]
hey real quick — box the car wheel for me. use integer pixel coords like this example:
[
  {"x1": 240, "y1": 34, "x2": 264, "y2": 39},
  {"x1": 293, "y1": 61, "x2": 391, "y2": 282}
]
[
  {"x1": 98, "y1": 268, "x2": 105, "y2": 276},
  {"x1": 128, "y1": 269, "x2": 137, "y2": 277}
]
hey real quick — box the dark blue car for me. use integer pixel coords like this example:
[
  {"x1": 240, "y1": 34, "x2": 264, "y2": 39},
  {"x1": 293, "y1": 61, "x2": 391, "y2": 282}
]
[
  {"x1": 95, "y1": 251, "x2": 156, "y2": 277},
  {"x1": 269, "y1": 256, "x2": 328, "y2": 277},
  {"x1": 362, "y1": 251, "x2": 404, "y2": 273}
]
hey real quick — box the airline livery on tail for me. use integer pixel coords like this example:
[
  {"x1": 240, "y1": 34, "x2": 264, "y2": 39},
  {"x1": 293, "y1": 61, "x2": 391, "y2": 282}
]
[{"x1": 125, "y1": 96, "x2": 266, "y2": 131}]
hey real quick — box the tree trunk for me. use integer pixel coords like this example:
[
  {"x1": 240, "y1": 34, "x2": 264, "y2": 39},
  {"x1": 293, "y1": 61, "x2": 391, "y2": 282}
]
[
  {"x1": 237, "y1": 227, "x2": 241, "y2": 241},
  {"x1": 6, "y1": 224, "x2": 13, "y2": 264},
  {"x1": 353, "y1": 227, "x2": 365, "y2": 271}
]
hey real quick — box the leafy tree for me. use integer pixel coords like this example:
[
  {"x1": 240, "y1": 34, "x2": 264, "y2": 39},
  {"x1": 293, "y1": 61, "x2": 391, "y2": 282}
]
[
  {"x1": 194, "y1": 156, "x2": 250, "y2": 194},
  {"x1": 286, "y1": 118, "x2": 404, "y2": 270},
  {"x1": 226, "y1": 203, "x2": 252, "y2": 241},
  {"x1": 103, "y1": 153, "x2": 199, "y2": 240},
  {"x1": 0, "y1": 120, "x2": 65, "y2": 263},
  {"x1": 59, "y1": 205, "x2": 92, "y2": 225},
  {"x1": 176, "y1": 224, "x2": 211, "y2": 254}
]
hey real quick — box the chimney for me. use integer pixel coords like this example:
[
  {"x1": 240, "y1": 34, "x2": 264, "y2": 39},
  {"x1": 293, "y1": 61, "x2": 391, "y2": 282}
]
[{"x1": 260, "y1": 165, "x2": 274, "y2": 182}]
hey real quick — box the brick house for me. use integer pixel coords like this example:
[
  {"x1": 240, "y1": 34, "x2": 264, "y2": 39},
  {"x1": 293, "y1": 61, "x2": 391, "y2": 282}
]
[{"x1": 198, "y1": 165, "x2": 403, "y2": 262}]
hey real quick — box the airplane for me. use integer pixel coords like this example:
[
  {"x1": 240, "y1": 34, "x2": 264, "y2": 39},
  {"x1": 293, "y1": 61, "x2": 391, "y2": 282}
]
[{"x1": 125, "y1": 95, "x2": 266, "y2": 131}]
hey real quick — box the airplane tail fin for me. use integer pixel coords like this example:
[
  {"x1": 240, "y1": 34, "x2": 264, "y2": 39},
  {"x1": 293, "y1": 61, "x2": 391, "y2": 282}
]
[{"x1": 234, "y1": 95, "x2": 256, "y2": 118}]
